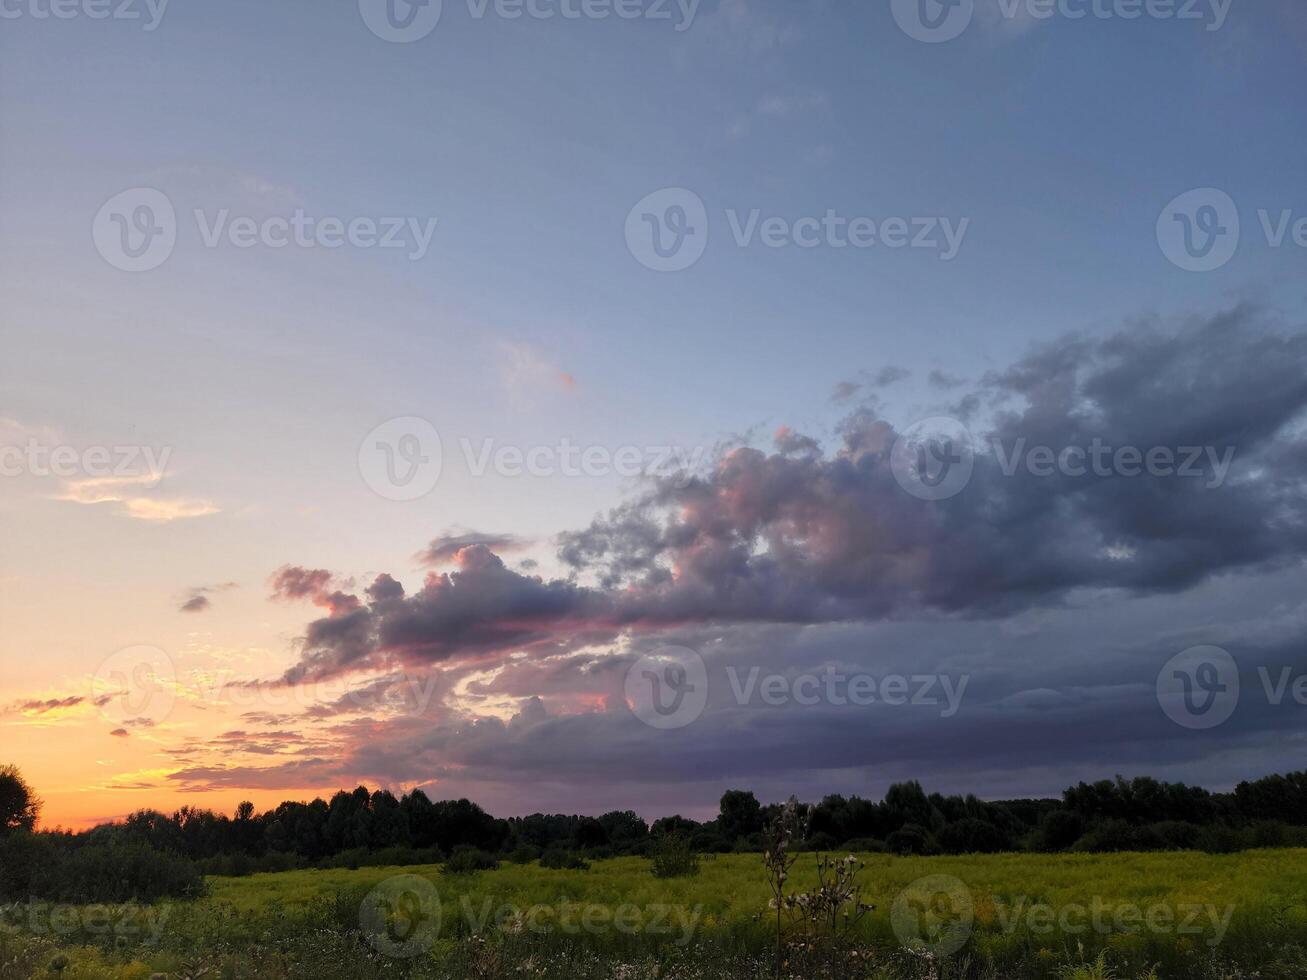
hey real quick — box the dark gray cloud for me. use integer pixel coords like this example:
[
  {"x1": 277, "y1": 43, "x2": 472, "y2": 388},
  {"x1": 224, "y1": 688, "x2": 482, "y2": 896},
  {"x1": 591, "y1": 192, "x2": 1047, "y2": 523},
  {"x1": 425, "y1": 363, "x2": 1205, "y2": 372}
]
[
  {"x1": 274, "y1": 308, "x2": 1307, "y2": 685},
  {"x1": 179, "y1": 581, "x2": 238, "y2": 613},
  {"x1": 171, "y1": 571, "x2": 1307, "y2": 817},
  {"x1": 211, "y1": 308, "x2": 1307, "y2": 813},
  {"x1": 562, "y1": 307, "x2": 1307, "y2": 621},
  {"x1": 831, "y1": 366, "x2": 910, "y2": 404},
  {"x1": 928, "y1": 368, "x2": 965, "y2": 389},
  {"x1": 269, "y1": 566, "x2": 335, "y2": 602},
  {"x1": 278, "y1": 546, "x2": 609, "y2": 683}
]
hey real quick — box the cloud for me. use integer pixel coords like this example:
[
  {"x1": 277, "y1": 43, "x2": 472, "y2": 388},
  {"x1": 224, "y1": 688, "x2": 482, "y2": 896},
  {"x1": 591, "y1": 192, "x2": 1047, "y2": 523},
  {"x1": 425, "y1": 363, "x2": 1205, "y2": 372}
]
[
  {"x1": 277, "y1": 306, "x2": 1307, "y2": 690},
  {"x1": 831, "y1": 381, "x2": 862, "y2": 403},
  {"x1": 560, "y1": 307, "x2": 1307, "y2": 620},
  {"x1": 691, "y1": 0, "x2": 802, "y2": 59},
  {"x1": 179, "y1": 582, "x2": 238, "y2": 613},
  {"x1": 496, "y1": 341, "x2": 577, "y2": 405},
  {"x1": 928, "y1": 369, "x2": 966, "y2": 389},
  {"x1": 2, "y1": 691, "x2": 117, "y2": 727},
  {"x1": 873, "y1": 366, "x2": 910, "y2": 387},
  {"x1": 270, "y1": 566, "x2": 336, "y2": 603},
  {"x1": 831, "y1": 367, "x2": 909, "y2": 404},
  {"x1": 166, "y1": 580, "x2": 1307, "y2": 814},
  {"x1": 417, "y1": 531, "x2": 531, "y2": 567},
  {"x1": 57, "y1": 474, "x2": 218, "y2": 523},
  {"x1": 727, "y1": 91, "x2": 830, "y2": 141},
  {"x1": 9, "y1": 696, "x2": 86, "y2": 715},
  {"x1": 277, "y1": 546, "x2": 609, "y2": 684},
  {"x1": 198, "y1": 307, "x2": 1307, "y2": 811}
]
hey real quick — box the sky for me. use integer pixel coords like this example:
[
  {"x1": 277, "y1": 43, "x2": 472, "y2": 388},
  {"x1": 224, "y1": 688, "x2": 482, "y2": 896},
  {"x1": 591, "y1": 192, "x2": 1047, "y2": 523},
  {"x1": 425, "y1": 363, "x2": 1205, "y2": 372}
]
[{"x1": 2, "y1": 0, "x2": 1307, "y2": 830}]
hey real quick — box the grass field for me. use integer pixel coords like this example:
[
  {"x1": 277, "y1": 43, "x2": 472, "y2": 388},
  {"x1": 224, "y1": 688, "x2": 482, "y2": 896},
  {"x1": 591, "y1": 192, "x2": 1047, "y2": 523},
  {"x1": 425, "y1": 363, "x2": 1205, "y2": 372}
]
[{"x1": 3, "y1": 849, "x2": 1306, "y2": 979}]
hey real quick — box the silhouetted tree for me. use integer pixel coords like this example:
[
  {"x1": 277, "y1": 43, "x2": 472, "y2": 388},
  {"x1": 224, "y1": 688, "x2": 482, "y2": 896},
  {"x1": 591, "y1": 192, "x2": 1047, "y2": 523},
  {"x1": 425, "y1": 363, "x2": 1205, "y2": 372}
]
[
  {"x1": 718, "y1": 790, "x2": 764, "y2": 841},
  {"x1": 0, "y1": 765, "x2": 41, "y2": 834}
]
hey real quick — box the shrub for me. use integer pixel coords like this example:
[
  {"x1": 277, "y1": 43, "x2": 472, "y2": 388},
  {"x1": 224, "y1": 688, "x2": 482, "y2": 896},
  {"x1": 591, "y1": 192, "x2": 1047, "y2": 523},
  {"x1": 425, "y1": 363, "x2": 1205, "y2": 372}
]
[
  {"x1": 1032, "y1": 810, "x2": 1084, "y2": 852},
  {"x1": 49, "y1": 841, "x2": 204, "y2": 902},
  {"x1": 886, "y1": 824, "x2": 933, "y2": 856},
  {"x1": 540, "y1": 849, "x2": 590, "y2": 870},
  {"x1": 1074, "y1": 819, "x2": 1141, "y2": 853},
  {"x1": 318, "y1": 845, "x2": 443, "y2": 870},
  {"x1": 0, "y1": 832, "x2": 55, "y2": 898},
  {"x1": 650, "y1": 834, "x2": 700, "y2": 879},
  {"x1": 1197, "y1": 823, "x2": 1242, "y2": 853},
  {"x1": 689, "y1": 831, "x2": 732, "y2": 854},
  {"x1": 1, "y1": 833, "x2": 204, "y2": 903},
  {"x1": 797, "y1": 831, "x2": 839, "y2": 853},
  {"x1": 443, "y1": 845, "x2": 499, "y2": 874},
  {"x1": 1141, "y1": 821, "x2": 1203, "y2": 851},
  {"x1": 936, "y1": 818, "x2": 1010, "y2": 854},
  {"x1": 506, "y1": 844, "x2": 542, "y2": 864}
]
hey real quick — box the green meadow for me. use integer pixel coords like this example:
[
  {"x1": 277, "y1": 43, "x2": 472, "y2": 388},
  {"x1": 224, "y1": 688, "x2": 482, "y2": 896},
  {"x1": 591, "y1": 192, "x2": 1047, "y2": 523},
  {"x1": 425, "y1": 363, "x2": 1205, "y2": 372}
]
[{"x1": 3, "y1": 849, "x2": 1306, "y2": 979}]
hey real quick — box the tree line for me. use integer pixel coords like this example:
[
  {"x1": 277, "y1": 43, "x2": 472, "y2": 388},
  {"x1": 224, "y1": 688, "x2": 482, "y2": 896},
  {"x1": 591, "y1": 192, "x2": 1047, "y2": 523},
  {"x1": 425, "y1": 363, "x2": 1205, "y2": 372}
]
[{"x1": 3, "y1": 765, "x2": 1306, "y2": 901}]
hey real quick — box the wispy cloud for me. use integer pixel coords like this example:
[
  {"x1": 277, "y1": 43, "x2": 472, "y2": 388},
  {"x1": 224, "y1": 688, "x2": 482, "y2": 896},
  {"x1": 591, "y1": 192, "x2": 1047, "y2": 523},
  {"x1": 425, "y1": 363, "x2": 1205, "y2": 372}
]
[
  {"x1": 727, "y1": 91, "x2": 829, "y2": 141},
  {"x1": 179, "y1": 582, "x2": 239, "y2": 613},
  {"x1": 417, "y1": 530, "x2": 532, "y2": 566},
  {"x1": 496, "y1": 341, "x2": 577, "y2": 405},
  {"x1": 56, "y1": 473, "x2": 219, "y2": 523}
]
